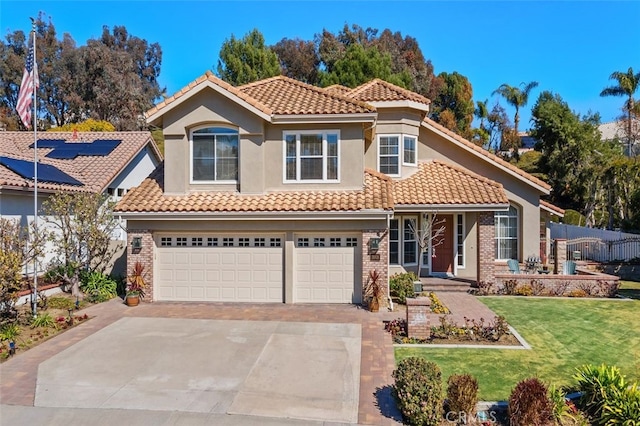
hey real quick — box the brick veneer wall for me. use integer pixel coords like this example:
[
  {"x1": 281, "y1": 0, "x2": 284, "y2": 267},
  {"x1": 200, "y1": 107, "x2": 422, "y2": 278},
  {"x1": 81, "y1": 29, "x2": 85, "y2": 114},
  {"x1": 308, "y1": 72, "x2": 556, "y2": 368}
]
[
  {"x1": 362, "y1": 229, "x2": 388, "y2": 309},
  {"x1": 127, "y1": 230, "x2": 154, "y2": 302},
  {"x1": 406, "y1": 298, "x2": 432, "y2": 339},
  {"x1": 478, "y1": 212, "x2": 495, "y2": 284}
]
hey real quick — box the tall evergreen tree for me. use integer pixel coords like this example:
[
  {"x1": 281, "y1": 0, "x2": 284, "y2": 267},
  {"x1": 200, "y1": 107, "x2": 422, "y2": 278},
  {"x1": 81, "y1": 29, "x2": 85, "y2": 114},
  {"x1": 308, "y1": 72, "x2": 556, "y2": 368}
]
[{"x1": 217, "y1": 29, "x2": 280, "y2": 86}]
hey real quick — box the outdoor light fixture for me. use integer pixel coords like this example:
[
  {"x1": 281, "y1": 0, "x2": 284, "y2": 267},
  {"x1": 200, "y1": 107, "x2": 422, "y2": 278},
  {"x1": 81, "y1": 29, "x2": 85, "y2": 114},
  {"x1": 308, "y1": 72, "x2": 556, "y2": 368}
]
[
  {"x1": 132, "y1": 237, "x2": 142, "y2": 250},
  {"x1": 368, "y1": 237, "x2": 380, "y2": 253}
]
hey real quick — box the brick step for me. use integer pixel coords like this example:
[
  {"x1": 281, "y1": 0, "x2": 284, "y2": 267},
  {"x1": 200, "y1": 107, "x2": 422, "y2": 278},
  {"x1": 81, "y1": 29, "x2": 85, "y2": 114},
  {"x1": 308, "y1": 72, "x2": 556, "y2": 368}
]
[{"x1": 421, "y1": 284, "x2": 472, "y2": 293}]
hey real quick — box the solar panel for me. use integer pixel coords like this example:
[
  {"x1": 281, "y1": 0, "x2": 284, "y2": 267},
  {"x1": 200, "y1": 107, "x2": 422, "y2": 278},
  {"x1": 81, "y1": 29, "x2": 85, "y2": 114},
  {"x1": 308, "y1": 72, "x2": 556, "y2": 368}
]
[
  {"x1": 32, "y1": 139, "x2": 122, "y2": 159},
  {"x1": 0, "y1": 157, "x2": 84, "y2": 186}
]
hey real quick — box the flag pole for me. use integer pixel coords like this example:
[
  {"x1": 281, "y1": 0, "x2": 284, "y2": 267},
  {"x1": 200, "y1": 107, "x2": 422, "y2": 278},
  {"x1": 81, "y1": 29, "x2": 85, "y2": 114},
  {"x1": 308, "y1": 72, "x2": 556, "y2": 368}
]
[{"x1": 31, "y1": 18, "x2": 38, "y2": 318}]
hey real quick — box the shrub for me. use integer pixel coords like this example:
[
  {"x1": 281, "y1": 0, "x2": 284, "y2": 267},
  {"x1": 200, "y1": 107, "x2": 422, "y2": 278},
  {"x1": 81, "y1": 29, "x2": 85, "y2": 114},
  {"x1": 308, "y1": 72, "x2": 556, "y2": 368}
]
[
  {"x1": 80, "y1": 272, "x2": 117, "y2": 303},
  {"x1": 393, "y1": 357, "x2": 443, "y2": 426},
  {"x1": 568, "y1": 289, "x2": 588, "y2": 298},
  {"x1": 446, "y1": 374, "x2": 478, "y2": 417},
  {"x1": 43, "y1": 263, "x2": 79, "y2": 284},
  {"x1": 508, "y1": 377, "x2": 553, "y2": 426},
  {"x1": 574, "y1": 363, "x2": 640, "y2": 424},
  {"x1": 550, "y1": 281, "x2": 570, "y2": 297},
  {"x1": 389, "y1": 272, "x2": 418, "y2": 304},
  {"x1": 47, "y1": 296, "x2": 75, "y2": 310},
  {"x1": 514, "y1": 284, "x2": 533, "y2": 296},
  {"x1": 530, "y1": 279, "x2": 547, "y2": 296},
  {"x1": 475, "y1": 281, "x2": 496, "y2": 295},
  {"x1": 597, "y1": 280, "x2": 620, "y2": 298},
  {"x1": 31, "y1": 313, "x2": 56, "y2": 328},
  {"x1": 502, "y1": 279, "x2": 518, "y2": 295},
  {"x1": 0, "y1": 323, "x2": 20, "y2": 341}
]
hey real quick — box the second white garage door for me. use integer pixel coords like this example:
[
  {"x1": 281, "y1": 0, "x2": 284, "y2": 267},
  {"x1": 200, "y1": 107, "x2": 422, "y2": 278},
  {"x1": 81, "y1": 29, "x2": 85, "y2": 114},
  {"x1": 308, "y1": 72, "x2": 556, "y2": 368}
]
[
  {"x1": 294, "y1": 235, "x2": 361, "y2": 304},
  {"x1": 156, "y1": 236, "x2": 283, "y2": 302}
]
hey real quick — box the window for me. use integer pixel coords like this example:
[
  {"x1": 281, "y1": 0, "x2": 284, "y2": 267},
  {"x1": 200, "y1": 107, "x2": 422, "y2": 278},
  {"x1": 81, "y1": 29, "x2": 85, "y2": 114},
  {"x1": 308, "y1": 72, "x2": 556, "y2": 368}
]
[
  {"x1": 161, "y1": 237, "x2": 172, "y2": 247},
  {"x1": 223, "y1": 237, "x2": 234, "y2": 247},
  {"x1": 378, "y1": 135, "x2": 399, "y2": 175},
  {"x1": 313, "y1": 237, "x2": 326, "y2": 247},
  {"x1": 495, "y1": 206, "x2": 519, "y2": 260},
  {"x1": 284, "y1": 131, "x2": 339, "y2": 182},
  {"x1": 456, "y1": 214, "x2": 464, "y2": 267},
  {"x1": 192, "y1": 237, "x2": 203, "y2": 246},
  {"x1": 207, "y1": 237, "x2": 218, "y2": 247},
  {"x1": 389, "y1": 219, "x2": 399, "y2": 264},
  {"x1": 238, "y1": 237, "x2": 250, "y2": 247},
  {"x1": 403, "y1": 136, "x2": 416, "y2": 165},
  {"x1": 297, "y1": 238, "x2": 310, "y2": 247},
  {"x1": 254, "y1": 237, "x2": 266, "y2": 247},
  {"x1": 270, "y1": 238, "x2": 282, "y2": 247},
  {"x1": 192, "y1": 127, "x2": 238, "y2": 182},
  {"x1": 330, "y1": 237, "x2": 342, "y2": 247},
  {"x1": 176, "y1": 237, "x2": 187, "y2": 247},
  {"x1": 403, "y1": 218, "x2": 418, "y2": 264},
  {"x1": 345, "y1": 237, "x2": 358, "y2": 247}
]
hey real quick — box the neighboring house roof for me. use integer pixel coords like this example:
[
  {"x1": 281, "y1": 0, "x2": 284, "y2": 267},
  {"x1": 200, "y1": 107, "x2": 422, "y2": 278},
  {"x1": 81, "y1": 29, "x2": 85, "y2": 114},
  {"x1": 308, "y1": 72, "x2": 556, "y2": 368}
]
[
  {"x1": 347, "y1": 78, "x2": 431, "y2": 106},
  {"x1": 422, "y1": 118, "x2": 551, "y2": 194},
  {"x1": 146, "y1": 72, "x2": 375, "y2": 126},
  {"x1": 598, "y1": 120, "x2": 639, "y2": 141},
  {"x1": 540, "y1": 200, "x2": 565, "y2": 217},
  {"x1": 392, "y1": 160, "x2": 509, "y2": 209},
  {"x1": 0, "y1": 131, "x2": 160, "y2": 193},
  {"x1": 115, "y1": 164, "x2": 394, "y2": 214}
]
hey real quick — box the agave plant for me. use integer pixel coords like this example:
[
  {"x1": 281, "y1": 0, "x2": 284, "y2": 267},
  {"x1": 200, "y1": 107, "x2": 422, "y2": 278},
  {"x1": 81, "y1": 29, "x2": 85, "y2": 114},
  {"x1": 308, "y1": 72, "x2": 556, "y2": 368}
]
[{"x1": 126, "y1": 261, "x2": 146, "y2": 299}]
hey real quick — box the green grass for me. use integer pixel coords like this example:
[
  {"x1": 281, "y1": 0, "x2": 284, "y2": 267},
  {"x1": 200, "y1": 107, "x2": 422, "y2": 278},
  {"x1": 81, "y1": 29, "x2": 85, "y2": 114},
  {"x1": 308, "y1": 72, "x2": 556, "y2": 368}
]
[
  {"x1": 619, "y1": 280, "x2": 640, "y2": 300},
  {"x1": 395, "y1": 297, "x2": 640, "y2": 401}
]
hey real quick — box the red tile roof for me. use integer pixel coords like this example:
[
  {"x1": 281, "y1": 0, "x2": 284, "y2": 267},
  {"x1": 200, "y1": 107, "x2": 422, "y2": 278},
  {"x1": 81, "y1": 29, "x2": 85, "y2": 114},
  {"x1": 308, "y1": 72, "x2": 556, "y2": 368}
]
[
  {"x1": 115, "y1": 164, "x2": 394, "y2": 213},
  {"x1": 392, "y1": 161, "x2": 508, "y2": 206},
  {"x1": 347, "y1": 79, "x2": 431, "y2": 105},
  {"x1": 0, "y1": 131, "x2": 159, "y2": 193}
]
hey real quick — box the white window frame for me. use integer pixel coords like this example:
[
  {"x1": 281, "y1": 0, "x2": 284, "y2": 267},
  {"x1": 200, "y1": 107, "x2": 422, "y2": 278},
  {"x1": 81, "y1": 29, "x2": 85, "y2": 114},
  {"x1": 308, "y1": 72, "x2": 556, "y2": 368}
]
[
  {"x1": 495, "y1": 205, "x2": 519, "y2": 261},
  {"x1": 403, "y1": 216, "x2": 418, "y2": 266},
  {"x1": 377, "y1": 134, "x2": 401, "y2": 177},
  {"x1": 283, "y1": 130, "x2": 340, "y2": 183},
  {"x1": 403, "y1": 135, "x2": 417, "y2": 166},
  {"x1": 389, "y1": 219, "x2": 400, "y2": 265},
  {"x1": 190, "y1": 125, "x2": 239, "y2": 184},
  {"x1": 456, "y1": 214, "x2": 465, "y2": 268}
]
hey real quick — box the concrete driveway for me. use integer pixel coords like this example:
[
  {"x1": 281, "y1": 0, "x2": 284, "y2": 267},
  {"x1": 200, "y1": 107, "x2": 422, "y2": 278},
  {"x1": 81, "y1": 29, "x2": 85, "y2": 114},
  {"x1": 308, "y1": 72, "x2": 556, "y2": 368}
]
[{"x1": 34, "y1": 317, "x2": 361, "y2": 424}]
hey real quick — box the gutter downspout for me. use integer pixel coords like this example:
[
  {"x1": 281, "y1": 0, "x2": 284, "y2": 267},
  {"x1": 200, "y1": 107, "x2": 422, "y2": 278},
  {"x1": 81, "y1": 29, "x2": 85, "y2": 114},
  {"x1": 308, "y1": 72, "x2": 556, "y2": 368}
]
[{"x1": 386, "y1": 213, "x2": 393, "y2": 311}]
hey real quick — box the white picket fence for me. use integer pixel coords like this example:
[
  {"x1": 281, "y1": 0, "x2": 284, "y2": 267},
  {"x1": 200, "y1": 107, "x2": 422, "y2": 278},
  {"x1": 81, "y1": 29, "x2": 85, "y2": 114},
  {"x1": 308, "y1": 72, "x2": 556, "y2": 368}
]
[{"x1": 551, "y1": 223, "x2": 640, "y2": 262}]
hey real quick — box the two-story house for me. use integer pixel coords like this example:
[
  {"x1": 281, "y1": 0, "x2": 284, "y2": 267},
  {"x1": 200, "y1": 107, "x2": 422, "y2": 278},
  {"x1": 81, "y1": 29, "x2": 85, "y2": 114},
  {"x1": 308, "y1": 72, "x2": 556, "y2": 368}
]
[{"x1": 116, "y1": 73, "x2": 557, "y2": 305}]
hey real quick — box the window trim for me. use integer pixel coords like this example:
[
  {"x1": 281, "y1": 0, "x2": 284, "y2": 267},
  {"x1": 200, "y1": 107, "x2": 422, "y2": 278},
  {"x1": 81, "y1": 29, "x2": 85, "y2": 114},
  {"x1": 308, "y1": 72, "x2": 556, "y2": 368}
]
[
  {"x1": 456, "y1": 213, "x2": 465, "y2": 269},
  {"x1": 189, "y1": 125, "x2": 239, "y2": 184},
  {"x1": 282, "y1": 130, "x2": 340, "y2": 183},
  {"x1": 389, "y1": 218, "x2": 400, "y2": 265},
  {"x1": 377, "y1": 134, "x2": 401, "y2": 177},
  {"x1": 495, "y1": 205, "x2": 519, "y2": 261},
  {"x1": 402, "y1": 135, "x2": 417, "y2": 166}
]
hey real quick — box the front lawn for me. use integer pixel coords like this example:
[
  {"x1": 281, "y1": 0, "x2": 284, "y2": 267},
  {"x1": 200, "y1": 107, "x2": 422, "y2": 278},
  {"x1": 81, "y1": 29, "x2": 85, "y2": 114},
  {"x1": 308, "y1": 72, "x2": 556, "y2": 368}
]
[
  {"x1": 619, "y1": 280, "x2": 640, "y2": 299},
  {"x1": 395, "y1": 296, "x2": 640, "y2": 401}
]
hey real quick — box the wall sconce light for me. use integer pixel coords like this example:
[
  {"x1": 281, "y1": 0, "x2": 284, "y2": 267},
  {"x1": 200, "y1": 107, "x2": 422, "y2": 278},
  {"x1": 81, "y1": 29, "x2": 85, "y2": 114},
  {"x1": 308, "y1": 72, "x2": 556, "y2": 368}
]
[
  {"x1": 132, "y1": 237, "x2": 142, "y2": 250},
  {"x1": 368, "y1": 237, "x2": 380, "y2": 253}
]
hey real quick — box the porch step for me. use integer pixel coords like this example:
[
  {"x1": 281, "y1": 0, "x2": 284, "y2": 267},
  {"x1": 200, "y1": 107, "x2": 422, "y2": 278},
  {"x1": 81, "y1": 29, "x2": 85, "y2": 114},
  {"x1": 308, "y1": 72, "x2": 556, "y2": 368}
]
[{"x1": 421, "y1": 283, "x2": 472, "y2": 293}]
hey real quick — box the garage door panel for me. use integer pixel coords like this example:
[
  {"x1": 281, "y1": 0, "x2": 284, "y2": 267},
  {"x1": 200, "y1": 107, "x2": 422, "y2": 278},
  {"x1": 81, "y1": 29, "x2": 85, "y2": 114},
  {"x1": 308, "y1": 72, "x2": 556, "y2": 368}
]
[
  {"x1": 157, "y1": 246, "x2": 282, "y2": 303},
  {"x1": 294, "y1": 244, "x2": 358, "y2": 304}
]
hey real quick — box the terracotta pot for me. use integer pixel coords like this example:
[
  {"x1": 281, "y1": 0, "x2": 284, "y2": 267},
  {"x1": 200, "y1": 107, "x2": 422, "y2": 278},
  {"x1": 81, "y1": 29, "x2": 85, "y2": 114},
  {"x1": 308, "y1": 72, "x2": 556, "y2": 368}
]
[
  {"x1": 125, "y1": 294, "x2": 140, "y2": 307},
  {"x1": 369, "y1": 297, "x2": 380, "y2": 312}
]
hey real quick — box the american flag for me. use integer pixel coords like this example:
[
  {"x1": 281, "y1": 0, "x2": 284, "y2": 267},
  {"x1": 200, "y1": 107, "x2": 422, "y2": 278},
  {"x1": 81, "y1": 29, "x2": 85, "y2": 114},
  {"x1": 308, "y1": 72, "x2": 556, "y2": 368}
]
[{"x1": 16, "y1": 34, "x2": 39, "y2": 129}]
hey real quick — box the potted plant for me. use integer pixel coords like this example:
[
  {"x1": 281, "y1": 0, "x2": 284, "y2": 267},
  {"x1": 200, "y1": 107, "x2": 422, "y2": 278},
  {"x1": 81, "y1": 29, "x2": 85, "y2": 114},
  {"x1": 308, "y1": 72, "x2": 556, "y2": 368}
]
[
  {"x1": 125, "y1": 261, "x2": 146, "y2": 306},
  {"x1": 364, "y1": 269, "x2": 384, "y2": 312}
]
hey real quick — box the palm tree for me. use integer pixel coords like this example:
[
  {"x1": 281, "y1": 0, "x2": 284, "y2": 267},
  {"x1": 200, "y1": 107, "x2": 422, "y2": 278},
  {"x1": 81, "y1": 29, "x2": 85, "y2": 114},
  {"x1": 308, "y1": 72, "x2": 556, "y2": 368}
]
[
  {"x1": 492, "y1": 81, "x2": 539, "y2": 135},
  {"x1": 475, "y1": 99, "x2": 489, "y2": 129},
  {"x1": 600, "y1": 67, "x2": 640, "y2": 156}
]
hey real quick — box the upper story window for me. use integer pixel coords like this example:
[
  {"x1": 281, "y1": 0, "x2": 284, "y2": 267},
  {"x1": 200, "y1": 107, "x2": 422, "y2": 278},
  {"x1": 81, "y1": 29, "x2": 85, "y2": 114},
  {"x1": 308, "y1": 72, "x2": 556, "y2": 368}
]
[
  {"x1": 403, "y1": 136, "x2": 417, "y2": 165},
  {"x1": 191, "y1": 127, "x2": 238, "y2": 183},
  {"x1": 378, "y1": 134, "x2": 418, "y2": 176},
  {"x1": 284, "y1": 131, "x2": 339, "y2": 182}
]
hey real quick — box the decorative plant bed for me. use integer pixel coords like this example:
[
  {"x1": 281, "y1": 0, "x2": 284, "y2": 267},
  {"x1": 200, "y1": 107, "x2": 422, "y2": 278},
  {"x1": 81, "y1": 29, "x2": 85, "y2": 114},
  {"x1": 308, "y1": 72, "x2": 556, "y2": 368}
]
[
  {"x1": 385, "y1": 316, "x2": 521, "y2": 346},
  {"x1": 479, "y1": 272, "x2": 620, "y2": 298}
]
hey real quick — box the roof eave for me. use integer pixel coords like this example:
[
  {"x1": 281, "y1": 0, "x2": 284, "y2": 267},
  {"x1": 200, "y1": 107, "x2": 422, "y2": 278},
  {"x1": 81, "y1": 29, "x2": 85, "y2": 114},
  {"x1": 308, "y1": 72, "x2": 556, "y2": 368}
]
[
  {"x1": 393, "y1": 203, "x2": 510, "y2": 212},
  {"x1": 368, "y1": 100, "x2": 430, "y2": 112},
  {"x1": 541, "y1": 203, "x2": 565, "y2": 218},
  {"x1": 271, "y1": 113, "x2": 377, "y2": 124},
  {"x1": 422, "y1": 120, "x2": 551, "y2": 195},
  {"x1": 146, "y1": 80, "x2": 272, "y2": 126},
  {"x1": 116, "y1": 209, "x2": 392, "y2": 221}
]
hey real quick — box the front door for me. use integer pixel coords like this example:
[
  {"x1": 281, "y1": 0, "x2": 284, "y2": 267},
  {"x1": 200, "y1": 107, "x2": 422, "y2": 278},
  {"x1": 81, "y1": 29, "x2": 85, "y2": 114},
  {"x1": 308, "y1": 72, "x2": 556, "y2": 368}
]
[{"x1": 431, "y1": 215, "x2": 454, "y2": 274}]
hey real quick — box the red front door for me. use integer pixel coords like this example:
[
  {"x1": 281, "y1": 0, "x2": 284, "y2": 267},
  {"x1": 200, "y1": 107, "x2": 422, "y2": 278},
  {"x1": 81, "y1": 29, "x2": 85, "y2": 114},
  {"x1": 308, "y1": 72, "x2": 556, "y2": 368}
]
[{"x1": 431, "y1": 215, "x2": 454, "y2": 273}]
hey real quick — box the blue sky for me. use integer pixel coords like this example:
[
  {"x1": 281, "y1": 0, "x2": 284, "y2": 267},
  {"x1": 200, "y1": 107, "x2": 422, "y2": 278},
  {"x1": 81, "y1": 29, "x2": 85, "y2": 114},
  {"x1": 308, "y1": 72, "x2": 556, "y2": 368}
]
[{"x1": 2, "y1": 1, "x2": 639, "y2": 129}]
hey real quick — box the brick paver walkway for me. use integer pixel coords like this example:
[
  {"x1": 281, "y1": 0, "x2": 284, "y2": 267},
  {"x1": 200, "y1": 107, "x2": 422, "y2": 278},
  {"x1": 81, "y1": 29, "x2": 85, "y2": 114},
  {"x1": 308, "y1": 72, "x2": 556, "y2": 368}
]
[{"x1": 0, "y1": 293, "x2": 499, "y2": 425}]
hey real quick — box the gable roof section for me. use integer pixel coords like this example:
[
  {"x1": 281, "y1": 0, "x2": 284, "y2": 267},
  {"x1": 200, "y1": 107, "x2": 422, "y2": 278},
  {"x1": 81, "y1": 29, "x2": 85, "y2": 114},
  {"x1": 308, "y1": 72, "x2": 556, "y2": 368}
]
[
  {"x1": 347, "y1": 79, "x2": 431, "y2": 110},
  {"x1": 0, "y1": 131, "x2": 159, "y2": 193},
  {"x1": 422, "y1": 117, "x2": 551, "y2": 194},
  {"x1": 145, "y1": 72, "x2": 376, "y2": 126},
  {"x1": 392, "y1": 160, "x2": 509, "y2": 210},
  {"x1": 115, "y1": 164, "x2": 393, "y2": 215},
  {"x1": 540, "y1": 200, "x2": 565, "y2": 217},
  {"x1": 324, "y1": 84, "x2": 352, "y2": 96}
]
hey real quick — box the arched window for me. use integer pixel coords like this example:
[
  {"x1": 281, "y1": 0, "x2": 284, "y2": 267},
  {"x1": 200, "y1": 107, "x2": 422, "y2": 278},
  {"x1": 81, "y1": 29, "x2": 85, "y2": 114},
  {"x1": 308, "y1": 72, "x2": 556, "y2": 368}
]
[
  {"x1": 191, "y1": 127, "x2": 238, "y2": 182},
  {"x1": 495, "y1": 205, "x2": 518, "y2": 260}
]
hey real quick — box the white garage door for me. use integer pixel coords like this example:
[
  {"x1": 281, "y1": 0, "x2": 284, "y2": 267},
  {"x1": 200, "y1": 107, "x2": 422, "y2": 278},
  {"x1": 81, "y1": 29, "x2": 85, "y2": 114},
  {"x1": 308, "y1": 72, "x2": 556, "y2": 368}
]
[
  {"x1": 294, "y1": 235, "x2": 360, "y2": 304},
  {"x1": 156, "y1": 235, "x2": 283, "y2": 302}
]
